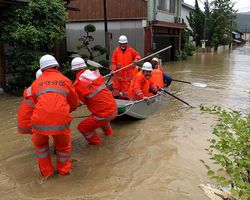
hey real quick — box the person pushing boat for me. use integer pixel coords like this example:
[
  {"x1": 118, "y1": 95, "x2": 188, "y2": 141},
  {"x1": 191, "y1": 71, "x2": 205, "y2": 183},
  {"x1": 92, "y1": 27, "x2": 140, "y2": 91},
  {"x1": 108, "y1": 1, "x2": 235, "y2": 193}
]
[{"x1": 71, "y1": 57, "x2": 117, "y2": 145}]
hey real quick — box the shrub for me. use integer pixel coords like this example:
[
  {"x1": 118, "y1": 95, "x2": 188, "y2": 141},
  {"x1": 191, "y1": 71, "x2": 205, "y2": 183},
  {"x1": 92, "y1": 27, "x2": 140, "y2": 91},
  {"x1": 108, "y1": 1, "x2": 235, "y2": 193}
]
[
  {"x1": 175, "y1": 50, "x2": 187, "y2": 61},
  {"x1": 184, "y1": 43, "x2": 197, "y2": 56},
  {"x1": 200, "y1": 105, "x2": 250, "y2": 200}
]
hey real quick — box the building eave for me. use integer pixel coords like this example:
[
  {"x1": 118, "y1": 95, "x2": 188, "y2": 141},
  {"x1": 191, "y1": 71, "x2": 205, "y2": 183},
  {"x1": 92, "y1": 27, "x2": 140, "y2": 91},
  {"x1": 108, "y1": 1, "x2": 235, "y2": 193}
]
[{"x1": 152, "y1": 20, "x2": 187, "y2": 29}]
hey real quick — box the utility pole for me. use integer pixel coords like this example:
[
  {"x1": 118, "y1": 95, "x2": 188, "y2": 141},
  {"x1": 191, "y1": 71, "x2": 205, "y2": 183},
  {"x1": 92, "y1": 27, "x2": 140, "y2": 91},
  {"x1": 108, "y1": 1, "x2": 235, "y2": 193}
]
[
  {"x1": 103, "y1": 0, "x2": 109, "y2": 60},
  {"x1": 201, "y1": 0, "x2": 208, "y2": 53}
]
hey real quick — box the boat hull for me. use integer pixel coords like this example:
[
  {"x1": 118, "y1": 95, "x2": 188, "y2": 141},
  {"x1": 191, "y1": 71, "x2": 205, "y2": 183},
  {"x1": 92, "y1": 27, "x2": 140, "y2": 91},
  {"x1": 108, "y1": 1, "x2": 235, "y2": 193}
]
[{"x1": 116, "y1": 94, "x2": 162, "y2": 119}]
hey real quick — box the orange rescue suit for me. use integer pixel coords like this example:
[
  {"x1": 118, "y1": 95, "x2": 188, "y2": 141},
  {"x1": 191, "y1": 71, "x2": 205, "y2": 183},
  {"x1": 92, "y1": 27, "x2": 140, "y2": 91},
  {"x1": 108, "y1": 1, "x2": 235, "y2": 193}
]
[
  {"x1": 150, "y1": 68, "x2": 164, "y2": 88},
  {"x1": 111, "y1": 46, "x2": 141, "y2": 96},
  {"x1": 30, "y1": 69, "x2": 79, "y2": 135},
  {"x1": 74, "y1": 69, "x2": 117, "y2": 145},
  {"x1": 128, "y1": 71, "x2": 157, "y2": 100},
  {"x1": 17, "y1": 87, "x2": 35, "y2": 134},
  {"x1": 29, "y1": 69, "x2": 79, "y2": 177}
]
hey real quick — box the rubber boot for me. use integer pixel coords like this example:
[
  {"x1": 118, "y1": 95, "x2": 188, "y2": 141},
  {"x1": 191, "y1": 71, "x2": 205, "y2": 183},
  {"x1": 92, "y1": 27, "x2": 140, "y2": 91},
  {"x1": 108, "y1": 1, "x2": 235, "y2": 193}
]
[
  {"x1": 84, "y1": 132, "x2": 101, "y2": 145},
  {"x1": 101, "y1": 123, "x2": 113, "y2": 136}
]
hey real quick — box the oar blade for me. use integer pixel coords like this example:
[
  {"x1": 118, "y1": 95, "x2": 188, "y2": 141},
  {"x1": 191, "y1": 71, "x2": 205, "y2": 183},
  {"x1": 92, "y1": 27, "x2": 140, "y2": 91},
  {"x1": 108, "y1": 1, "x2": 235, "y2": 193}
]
[
  {"x1": 191, "y1": 82, "x2": 207, "y2": 88},
  {"x1": 87, "y1": 60, "x2": 103, "y2": 68}
]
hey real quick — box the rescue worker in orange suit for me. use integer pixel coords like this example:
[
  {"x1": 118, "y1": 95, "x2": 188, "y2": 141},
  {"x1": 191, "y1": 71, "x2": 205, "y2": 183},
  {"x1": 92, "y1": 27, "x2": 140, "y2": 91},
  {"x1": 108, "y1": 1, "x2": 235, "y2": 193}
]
[
  {"x1": 71, "y1": 57, "x2": 117, "y2": 145},
  {"x1": 17, "y1": 69, "x2": 42, "y2": 135},
  {"x1": 111, "y1": 35, "x2": 141, "y2": 99},
  {"x1": 128, "y1": 62, "x2": 159, "y2": 100},
  {"x1": 133, "y1": 65, "x2": 140, "y2": 77},
  {"x1": 151, "y1": 57, "x2": 172, "y2": 87},
  {"x1": 28, "y1": 55, "x2": 79, "y2": 177}
]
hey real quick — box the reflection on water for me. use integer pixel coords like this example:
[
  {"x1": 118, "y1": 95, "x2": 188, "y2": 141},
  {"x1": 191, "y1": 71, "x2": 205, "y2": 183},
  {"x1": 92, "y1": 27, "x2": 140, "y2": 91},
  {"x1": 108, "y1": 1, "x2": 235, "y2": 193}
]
[{"x1": 0, "y1": 44, "x2": 250, "y2": 199}]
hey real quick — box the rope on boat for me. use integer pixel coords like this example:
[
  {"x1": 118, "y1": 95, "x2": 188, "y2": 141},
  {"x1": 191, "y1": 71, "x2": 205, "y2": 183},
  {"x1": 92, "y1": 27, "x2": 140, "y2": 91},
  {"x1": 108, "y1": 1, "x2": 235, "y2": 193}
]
[
  {"x1": 73, "y1": 102, "x2": 136, "y2": 118},
  {"x1": 116, "y1": 101, "x2": 136, "y2": 117}
]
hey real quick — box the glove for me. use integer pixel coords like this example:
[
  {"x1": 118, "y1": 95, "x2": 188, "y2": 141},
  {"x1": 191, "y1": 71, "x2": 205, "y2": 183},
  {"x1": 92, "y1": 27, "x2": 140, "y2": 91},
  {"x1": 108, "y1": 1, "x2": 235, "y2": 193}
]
[
  {"x1": 133, "y1": 59, "x2": 139, "y2": 64},
  {"x1": 157, "y1": 90, "x2": 162, "y2": 95}
]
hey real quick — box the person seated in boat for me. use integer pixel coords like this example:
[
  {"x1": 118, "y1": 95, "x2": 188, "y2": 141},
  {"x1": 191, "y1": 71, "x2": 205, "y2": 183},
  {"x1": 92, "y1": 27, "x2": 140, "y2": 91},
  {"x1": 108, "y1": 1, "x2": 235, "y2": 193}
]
[
  {"x1": 133, "y1": 65, "x2": 140, "y2": 77},
  {"x1": 128, "y1": 62, "x2": 159, "y2": 100},
  {"x1": 111, "y1": 35, "x2": 141, "y2": 99},
  {"x1": 71, "y1": 57, "x2": 117, "y2": 145},
  {"x1": 151, "y1": 57, "x2": 172, "y2": 87}
]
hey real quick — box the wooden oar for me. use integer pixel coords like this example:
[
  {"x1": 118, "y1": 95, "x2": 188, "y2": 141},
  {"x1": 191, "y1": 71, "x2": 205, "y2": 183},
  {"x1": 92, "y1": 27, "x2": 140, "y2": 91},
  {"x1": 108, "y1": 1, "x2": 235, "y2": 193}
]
[
  {"x1": 104, "y1": 45, "x2": 172, "y2": 79},
  {"x1": 160, "y1": 88, "x2": 195, "y2": 108},
  {"x1": 87, "y1": 60, "x2": 111, "y2": 71},
  {"x1": 86, "y1": 60, "x2": 114, "y2": 85},
  {"x1": 172, "y1": 79, "x2": 207, "y2": 88}
]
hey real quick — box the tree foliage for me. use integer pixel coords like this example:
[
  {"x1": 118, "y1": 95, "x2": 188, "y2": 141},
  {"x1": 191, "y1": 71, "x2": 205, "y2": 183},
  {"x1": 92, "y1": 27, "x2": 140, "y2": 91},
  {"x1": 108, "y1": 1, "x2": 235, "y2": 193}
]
[
  {"x1": 0, "y1": 0, "x2": 67, "y2": 92},
  {"x1": 187, "y1": 0, "x2": 205, "y2": 46},
  {"x1": 77, "y1": 24, "x2": 107, "y2": 60},
  {"x1": 203, "y1": 1, "x2": 213, "y2": 47},
  {"x1": 210, "y1": 0, "x2": 237, "y2": 48},
  {"x1": 200, "y1": 106, "x2": 250, "y2": 199},
  {"x1": 187, "y1": 0, "x2": 237, "y2": 48}
]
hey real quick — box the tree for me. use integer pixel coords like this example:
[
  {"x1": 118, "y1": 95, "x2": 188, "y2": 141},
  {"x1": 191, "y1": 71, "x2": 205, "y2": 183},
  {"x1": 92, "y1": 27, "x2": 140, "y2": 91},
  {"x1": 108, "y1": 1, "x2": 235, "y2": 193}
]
[
  {"x1": 187, "y1": 0, "x2": 205, "y2": 46},
  {"x1": 210, "y1": 0, "x2": 237, "y2": 49},
  {"x1": 77, "y1": 24, "x2": 107, "y2": 60},
  {"x1": 204, "y1": 0, "x2": 213, "y2": 47},
  {"x1": 0, "y1": 0, "x2": 67, "y2": 92}
]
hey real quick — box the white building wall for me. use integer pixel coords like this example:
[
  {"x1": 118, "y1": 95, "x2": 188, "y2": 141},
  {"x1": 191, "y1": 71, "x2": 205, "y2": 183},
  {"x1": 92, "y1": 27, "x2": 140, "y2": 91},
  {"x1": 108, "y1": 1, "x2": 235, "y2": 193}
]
[
  {"x1": 147, "y1": 0, "x2": 182, "y2": 22},
  {"x1": 181, "y1": 7, "x2": 192, "y2": 30},
  {"x1": 66, "y1": 20, "x2": 144, "y2": 59}
]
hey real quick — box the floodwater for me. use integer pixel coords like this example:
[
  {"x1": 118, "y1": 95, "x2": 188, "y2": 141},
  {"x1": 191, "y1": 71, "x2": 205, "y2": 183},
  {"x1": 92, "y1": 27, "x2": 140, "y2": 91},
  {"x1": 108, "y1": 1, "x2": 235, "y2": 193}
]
[{"x1": 0, "y1": 44, "x2": 250, "y2": 200}]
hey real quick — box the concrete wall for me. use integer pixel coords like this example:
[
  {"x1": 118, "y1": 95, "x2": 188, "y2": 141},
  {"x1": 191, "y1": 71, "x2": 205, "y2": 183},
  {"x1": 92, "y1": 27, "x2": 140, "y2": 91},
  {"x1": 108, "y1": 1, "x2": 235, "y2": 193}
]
[
  {"x1": 198, "y1": 45, "x2": 230, "y2": 53},
  {"x1": 66, "y1": 20, "x2": 145, "y2": 60},
  {"x1": 243, "y1": 33, "x2": 250, "y2": 42}
]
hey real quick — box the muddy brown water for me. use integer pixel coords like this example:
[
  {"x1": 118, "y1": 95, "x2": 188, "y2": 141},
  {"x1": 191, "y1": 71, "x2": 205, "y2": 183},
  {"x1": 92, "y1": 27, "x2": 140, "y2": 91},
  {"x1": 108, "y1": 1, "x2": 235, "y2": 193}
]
[{"x1": 0, "y1": 44, "x2": 250, "y2": 200}]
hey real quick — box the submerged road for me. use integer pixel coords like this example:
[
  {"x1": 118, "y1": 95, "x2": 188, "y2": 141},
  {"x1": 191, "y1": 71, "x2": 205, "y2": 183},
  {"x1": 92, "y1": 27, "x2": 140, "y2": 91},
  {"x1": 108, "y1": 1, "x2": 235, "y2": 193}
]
[{"x1": 0, "y1": 43, "x2": 250, "y2": 199}]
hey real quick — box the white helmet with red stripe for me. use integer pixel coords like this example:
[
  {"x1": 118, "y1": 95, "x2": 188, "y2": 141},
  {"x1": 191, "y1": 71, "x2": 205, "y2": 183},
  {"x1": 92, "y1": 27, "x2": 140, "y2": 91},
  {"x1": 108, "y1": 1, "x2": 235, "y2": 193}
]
[{"x1": 71, "y1": 57, "x2": 87, "y2": 71}]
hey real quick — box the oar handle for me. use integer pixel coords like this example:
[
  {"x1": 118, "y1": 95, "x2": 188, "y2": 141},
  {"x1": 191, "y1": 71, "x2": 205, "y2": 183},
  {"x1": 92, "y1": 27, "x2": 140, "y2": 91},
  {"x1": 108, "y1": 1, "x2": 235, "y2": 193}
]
[
  {"x1": 160, "y1": 89, "x2": 195, "y2": 108},
  {"x1": 172, "y1": 79, "x2": 191, "y2": 84}
]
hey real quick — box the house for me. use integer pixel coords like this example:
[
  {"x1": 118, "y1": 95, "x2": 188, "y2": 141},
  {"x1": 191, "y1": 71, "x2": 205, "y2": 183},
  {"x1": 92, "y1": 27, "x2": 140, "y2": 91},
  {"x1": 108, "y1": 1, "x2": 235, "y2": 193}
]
[
  {"x1": 66, "y1": 0, "x2": 186, "y2": 62},
  {"x1": 232, "y1": 30, "x2": 245, "y2": 45},
  {"x1": 147, "y1": 0, "x2": 187, "y2": 61},
  {"x1": 66, "y1": 0, "x2": 147, "y2": 60}
]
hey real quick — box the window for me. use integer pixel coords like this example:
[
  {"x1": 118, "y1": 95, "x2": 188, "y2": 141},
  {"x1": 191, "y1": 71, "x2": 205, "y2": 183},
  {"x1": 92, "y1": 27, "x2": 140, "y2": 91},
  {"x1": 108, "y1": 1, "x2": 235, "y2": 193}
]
[{"x1": 156, "y1": 0, "x2": 175, "y2": 13}]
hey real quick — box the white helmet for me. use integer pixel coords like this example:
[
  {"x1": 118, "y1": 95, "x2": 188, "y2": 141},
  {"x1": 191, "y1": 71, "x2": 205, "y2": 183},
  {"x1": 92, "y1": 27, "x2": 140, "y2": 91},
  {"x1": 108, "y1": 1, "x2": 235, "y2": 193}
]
[
  {"x1": 71, "y1": 57, "x2": 87, "y2": 71},
  {"x1": 141, "y1": 62, "x2": 153, "y2": 71},
  {"x1": 152, "y1": 57, "x2": 159, "y2": 63},
  {"x1": 118, "y1": 35, "x2": 128, "y2": 43},
  {"x1": 36, "y1": 69, "x2": 42, "y2": 79},
  {"x1": 39, "y1": 54, "x2": 59, "y2": 70}
]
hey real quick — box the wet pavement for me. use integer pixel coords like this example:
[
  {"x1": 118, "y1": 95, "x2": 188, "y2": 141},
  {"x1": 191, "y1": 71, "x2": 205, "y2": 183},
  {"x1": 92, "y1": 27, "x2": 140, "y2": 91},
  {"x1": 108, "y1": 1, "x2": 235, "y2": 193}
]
[{"x1": 0, "y1": 43, "x2": 250, "y2": 200}]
